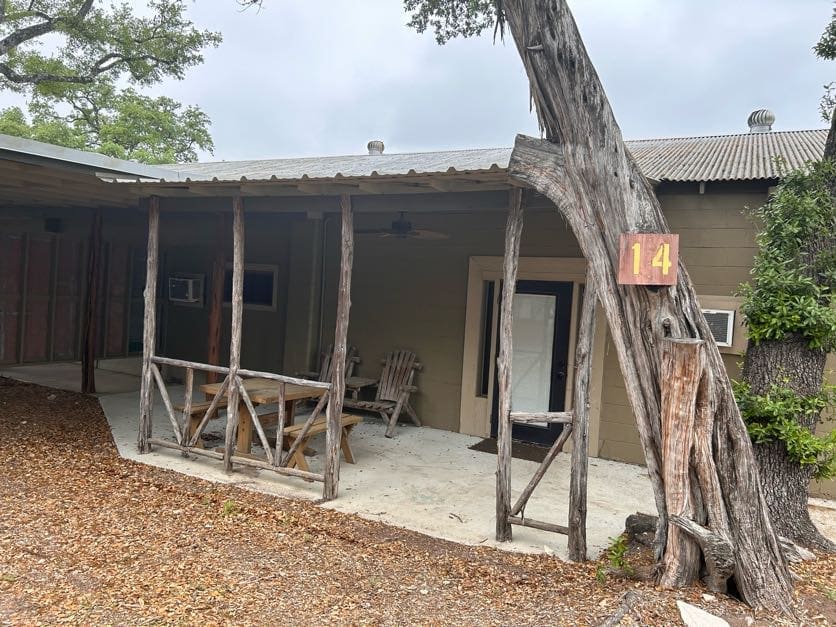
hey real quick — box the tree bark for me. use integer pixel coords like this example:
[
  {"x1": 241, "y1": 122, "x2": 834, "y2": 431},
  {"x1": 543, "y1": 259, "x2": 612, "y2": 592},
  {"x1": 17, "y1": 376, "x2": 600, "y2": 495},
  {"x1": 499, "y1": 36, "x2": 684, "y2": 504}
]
[
  {"x1": 743, "y1": 336, "x2": 835, "y2": 551},
  {"x1": 501, "y1": 0, "x2": 793, "y2": 611},
  {"x1": 206, "y1": 213, "x2": 226, "y2": 385}
]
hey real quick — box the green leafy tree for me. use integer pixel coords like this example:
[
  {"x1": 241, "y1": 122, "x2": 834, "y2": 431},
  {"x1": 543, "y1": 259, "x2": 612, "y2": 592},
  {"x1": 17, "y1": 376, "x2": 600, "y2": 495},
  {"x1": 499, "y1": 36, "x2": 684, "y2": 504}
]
[
  {"x1": 735, "y1": 9, "x2": 836, "y2": 551},
  {"x1": 0, "y1": 1, "x2": 221, "y2": 162}
]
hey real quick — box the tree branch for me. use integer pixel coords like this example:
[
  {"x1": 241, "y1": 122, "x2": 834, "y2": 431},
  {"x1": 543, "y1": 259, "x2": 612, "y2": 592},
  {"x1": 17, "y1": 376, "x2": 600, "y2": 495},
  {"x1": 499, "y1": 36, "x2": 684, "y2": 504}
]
[{"x1": 0, "y1": 61, "x2": 93, "y2": 85}]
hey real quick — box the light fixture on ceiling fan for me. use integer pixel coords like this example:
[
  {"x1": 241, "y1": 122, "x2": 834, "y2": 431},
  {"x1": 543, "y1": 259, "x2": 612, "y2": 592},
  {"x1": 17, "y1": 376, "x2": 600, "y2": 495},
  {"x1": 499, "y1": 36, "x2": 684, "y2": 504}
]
[{"x1": 355, "y1": 212, "x2": 449, "y2": 240}]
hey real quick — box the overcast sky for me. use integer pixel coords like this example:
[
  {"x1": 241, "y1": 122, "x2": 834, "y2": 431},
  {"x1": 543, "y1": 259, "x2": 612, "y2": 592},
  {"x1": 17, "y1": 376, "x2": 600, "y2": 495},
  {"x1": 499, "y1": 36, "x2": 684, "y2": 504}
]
[{"x1": 6, "y1": 1, "x2": 835, "y2": 161}]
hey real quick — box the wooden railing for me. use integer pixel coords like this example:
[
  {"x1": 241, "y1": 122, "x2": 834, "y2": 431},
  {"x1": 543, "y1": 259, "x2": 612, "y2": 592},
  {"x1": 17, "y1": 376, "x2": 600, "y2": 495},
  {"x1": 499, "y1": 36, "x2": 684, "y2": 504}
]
[{"x1": 145, "y1": 355, "x2": 333, "y2": 484}]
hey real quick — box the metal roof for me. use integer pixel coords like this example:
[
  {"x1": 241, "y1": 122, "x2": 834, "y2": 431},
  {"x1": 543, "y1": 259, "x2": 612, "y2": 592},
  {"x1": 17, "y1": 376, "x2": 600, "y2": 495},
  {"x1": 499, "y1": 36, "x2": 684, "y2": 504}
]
[
  {"x1": 0, "y1": 133, "x2": 179, "y2": 179},
  {"x1": 170, "y1": 147, "x2": 512, "y2": 182},
  {"x1": 167, "y1": 129, "x2": 828, "y2": 185},
  {"x1": 626, "y1": 129, "x2": 828, "y2": 182}
]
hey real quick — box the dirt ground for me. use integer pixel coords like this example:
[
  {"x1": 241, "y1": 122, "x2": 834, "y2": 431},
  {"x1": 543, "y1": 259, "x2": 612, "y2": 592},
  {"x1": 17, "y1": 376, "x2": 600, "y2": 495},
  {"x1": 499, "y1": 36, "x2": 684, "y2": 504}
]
[{"x1": 0, "y1": 378, "x2": 833, "y2": 626}]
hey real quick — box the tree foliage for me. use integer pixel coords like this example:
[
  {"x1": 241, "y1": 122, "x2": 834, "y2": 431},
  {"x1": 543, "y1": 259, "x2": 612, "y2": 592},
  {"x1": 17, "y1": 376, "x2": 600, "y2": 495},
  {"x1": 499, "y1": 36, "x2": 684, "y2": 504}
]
[
  {"x1": 739, "y1": 160, "x2": 836, "y2": 351},
  {"x1": 0, "y1": 1, "x2": 220, "y2": 92},
  {"x1": 816, "y1": 6, "x2": 836, "y2": 122},
  {"x1": 0, "y1": 85, "x2": 213, "y2": 163},
  {"x1": 404, "y1": 0, "x2": 498, "y2": 44},
  {"x1": 0, "y1": 1, "x2": 220, "y2": 163}
]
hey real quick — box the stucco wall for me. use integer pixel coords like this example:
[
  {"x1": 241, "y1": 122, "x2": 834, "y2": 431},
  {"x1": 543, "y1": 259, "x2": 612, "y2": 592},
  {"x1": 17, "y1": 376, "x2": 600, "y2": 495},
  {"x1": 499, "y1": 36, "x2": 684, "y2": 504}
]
[
  {"x1": 595, "y1": 183, "x2": 835, "y2": 499},
  {"x1": 314, "y1": 206, "x2": 582, "y2": 432},
  {"x1": 159, "y1": 212, "x2": 293, "y2": 375}
]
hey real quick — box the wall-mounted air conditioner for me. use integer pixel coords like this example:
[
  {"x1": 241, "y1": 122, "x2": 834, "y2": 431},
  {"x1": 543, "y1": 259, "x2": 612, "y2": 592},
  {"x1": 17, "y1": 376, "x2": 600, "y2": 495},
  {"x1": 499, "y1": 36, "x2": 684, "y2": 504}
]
[
  {"x1": 168, "y1": 275, "x2": 204, "y2": 304},
  {"x1": 702, "y1": 309, "x2": 735, "y2": 347}
]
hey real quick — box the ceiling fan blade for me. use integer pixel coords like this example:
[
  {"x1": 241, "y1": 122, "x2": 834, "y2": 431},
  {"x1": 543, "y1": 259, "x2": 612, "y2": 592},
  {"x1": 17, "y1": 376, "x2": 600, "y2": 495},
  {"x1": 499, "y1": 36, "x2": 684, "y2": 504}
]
[
  {"x1": 354, "y1": 228, "x2": 392, "y2": 235},
  {"x1": 410, "y1": 229, "x2": 450, "y2": 240}
]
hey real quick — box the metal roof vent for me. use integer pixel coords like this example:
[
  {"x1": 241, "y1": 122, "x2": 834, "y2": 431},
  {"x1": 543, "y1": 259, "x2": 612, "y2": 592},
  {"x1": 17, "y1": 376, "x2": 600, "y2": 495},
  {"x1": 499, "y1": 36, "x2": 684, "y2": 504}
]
[
  {"x1": 747, "y1": 109, "x2": 775, "y2": 133},
  {"x1": 367, "y1": 140, "x2": 384, "y2": 155}
]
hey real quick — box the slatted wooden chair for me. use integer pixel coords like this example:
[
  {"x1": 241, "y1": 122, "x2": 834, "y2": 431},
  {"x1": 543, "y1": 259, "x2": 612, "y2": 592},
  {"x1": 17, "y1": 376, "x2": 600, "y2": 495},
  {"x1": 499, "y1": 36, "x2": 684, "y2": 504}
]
[
  {"x1": 343, "y1": 350, "x2": 421, "y2": 438},
  {"x1": 296, "y1": 345, "x2": 359, "y2": 383}
]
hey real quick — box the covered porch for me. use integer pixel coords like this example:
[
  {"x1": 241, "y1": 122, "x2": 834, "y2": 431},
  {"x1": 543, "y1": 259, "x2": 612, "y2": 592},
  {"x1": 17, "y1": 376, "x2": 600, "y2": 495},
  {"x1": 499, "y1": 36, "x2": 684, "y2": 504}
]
[
  {"x1": 99, "y1": 383, "x2": 655, "y2": 558},
  {"x1": 118, "y1": 151, "x2": 619, "y2": 559}
]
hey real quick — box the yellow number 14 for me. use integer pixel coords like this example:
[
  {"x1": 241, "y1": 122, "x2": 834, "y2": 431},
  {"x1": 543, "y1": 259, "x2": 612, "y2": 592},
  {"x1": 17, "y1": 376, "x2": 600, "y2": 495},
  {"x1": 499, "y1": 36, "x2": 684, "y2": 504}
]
[{"x1": 631, "y1": 242, "x2": 673, "y2": 276}]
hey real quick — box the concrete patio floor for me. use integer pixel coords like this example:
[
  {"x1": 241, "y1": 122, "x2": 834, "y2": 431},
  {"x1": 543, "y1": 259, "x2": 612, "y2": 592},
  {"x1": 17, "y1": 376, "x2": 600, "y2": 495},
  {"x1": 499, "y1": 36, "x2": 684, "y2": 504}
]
[
  {"x1": 0, "y1": 359, "x2": 142, "y2": 395},
  {"x1": 99, "y1": 385, "x2": 657, "y2": 560}
]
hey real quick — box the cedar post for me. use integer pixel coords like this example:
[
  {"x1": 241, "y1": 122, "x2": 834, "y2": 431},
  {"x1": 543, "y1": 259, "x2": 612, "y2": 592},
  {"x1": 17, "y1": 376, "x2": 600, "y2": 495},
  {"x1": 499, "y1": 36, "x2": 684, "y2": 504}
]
[
  {"x1": 223, "y1": 198, "x2": 245, "y2": 472},
  {"x1": 81, "y1": 208, "x2": 102, "y2": 394},
  {"x1": 206, "y1": 213, "x2": 226, "y2": 384},
  {"x1": 659, "y1": 338, "x2": 705, "y2": 587},
  {"x1": 496, "y1": 188, "x2": 524, "y2": 541},
  {"x1": 323, "y1": 194, "x2": 353, "y2": 501},
  {"x1": 568, "y1": 273, "x2": 597, "y2": 561},
  {"x1": 137, "y1": 198, "x2": 160, "y2": 453}
]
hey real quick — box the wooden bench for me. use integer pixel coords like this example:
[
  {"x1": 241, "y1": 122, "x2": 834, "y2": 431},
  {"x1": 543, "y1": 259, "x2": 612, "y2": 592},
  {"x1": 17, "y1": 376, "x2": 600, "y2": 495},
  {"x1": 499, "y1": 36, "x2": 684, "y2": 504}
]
[
  {"x1": 282, "y1": 413, "x2": 362, "y2": 472},
  {"x1": 174, "y1": 398, "x2": 228, "y2": 447}
]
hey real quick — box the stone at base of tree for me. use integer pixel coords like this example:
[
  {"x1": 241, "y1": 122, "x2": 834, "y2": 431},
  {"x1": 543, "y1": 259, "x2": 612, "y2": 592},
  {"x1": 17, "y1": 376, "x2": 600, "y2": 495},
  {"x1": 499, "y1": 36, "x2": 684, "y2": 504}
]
[
  {"x1": 676, "y1": 601, "x2": 730, "y2": 627},
  {"x1": 625, "y1": 512, "x2": 658, "y2": 547}
]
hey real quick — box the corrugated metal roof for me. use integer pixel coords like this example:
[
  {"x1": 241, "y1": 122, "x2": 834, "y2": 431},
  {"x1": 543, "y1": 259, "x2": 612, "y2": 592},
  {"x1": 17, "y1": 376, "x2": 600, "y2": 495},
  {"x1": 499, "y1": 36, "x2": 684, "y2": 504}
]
[
  {"x1": 172, "y1": 147, "x2": 512, "y2": 182},
  {"x1": 167, "y1": 129, "x2": 828, "y2": 184},
  {"x1": 626, "y1": 129, "x2": 827, "y2": 182}
]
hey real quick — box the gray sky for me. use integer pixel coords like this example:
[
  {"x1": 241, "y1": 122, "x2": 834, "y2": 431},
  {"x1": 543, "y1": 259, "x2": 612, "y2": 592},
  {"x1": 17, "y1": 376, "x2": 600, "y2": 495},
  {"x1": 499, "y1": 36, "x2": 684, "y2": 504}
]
[{"x1": 7, "y1": 1, "x2": 836, "y2": 161}]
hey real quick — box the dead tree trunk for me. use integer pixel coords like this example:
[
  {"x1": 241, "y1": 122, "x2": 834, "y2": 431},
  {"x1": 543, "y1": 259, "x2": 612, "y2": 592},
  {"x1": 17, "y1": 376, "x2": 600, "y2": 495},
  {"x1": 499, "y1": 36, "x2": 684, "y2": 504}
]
[
  {"x1": 323, "y1": 194, "x2": 354, "y2": 501},
  {"x1": 502, "y1": 0, "x2": 792, "y2": 611}
]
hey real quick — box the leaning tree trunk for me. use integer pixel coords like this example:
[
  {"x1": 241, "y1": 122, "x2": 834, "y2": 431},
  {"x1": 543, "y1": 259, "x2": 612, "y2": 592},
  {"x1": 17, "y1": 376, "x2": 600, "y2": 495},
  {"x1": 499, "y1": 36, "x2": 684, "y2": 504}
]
[{"x1": 501, "y1": 0, "x2": 793, "y2": 611}]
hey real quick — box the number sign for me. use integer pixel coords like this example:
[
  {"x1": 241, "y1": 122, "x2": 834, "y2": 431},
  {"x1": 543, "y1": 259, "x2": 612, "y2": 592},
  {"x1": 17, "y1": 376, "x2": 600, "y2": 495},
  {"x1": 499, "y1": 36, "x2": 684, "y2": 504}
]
[{"x1": 617, "y1": 233, "x2": 679, "y2": 286}]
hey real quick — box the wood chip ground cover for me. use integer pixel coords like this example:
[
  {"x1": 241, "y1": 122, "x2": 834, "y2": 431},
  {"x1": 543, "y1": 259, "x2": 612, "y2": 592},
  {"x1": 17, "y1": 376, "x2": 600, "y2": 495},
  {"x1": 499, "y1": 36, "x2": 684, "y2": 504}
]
[{"x1": 0, "y1": 378, "x2": 833, "y2": 625}]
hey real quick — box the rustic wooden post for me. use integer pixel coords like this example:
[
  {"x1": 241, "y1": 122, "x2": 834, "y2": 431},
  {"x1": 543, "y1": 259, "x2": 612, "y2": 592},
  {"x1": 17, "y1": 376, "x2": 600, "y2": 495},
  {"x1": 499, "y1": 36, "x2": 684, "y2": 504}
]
[
  {"x1": 137, "y1": 197, "x2": 159, "y2": 453},
  {"x1": 81, "y1": 208, "x2": 102, "y2": 394},
  {"x1": 568, "y1": 273, "x2": 597, "y2": 561},
  {"x1": 206, "y1": 213, "x2": 226, "y2": 384},
  {"x1": 496, "y1": 188, "x2": 524, "y2": 541},
  {"x1": 659, "y1": 337, "x2": 705, "y2": 588},
  {"x1": 323, "y1": 194, "x2": 353, "y2": 501},
  {"x1": 223, "y1": 198, "x2": 245, "y2": 472}
]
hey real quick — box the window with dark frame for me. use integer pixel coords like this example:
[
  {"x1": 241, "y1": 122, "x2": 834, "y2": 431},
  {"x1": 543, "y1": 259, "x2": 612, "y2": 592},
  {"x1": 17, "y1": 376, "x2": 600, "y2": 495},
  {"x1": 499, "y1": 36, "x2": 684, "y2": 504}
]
[{"x1": 223, "y1": 265, "x2": 277, "y2": 309}]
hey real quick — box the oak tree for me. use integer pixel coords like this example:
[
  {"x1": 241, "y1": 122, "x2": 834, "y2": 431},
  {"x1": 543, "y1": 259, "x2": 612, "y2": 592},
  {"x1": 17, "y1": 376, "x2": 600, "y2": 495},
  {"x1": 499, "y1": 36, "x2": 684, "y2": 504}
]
[{"x1": 0, "y1": 1, "x2": 220, "y2": 162}]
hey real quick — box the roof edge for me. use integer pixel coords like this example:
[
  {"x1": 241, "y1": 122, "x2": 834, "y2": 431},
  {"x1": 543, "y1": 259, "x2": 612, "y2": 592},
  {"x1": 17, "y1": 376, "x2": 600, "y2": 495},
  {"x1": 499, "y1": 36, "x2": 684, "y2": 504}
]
[{"x1": 0, "y1": 133, "x2": 183, "y2": 181}]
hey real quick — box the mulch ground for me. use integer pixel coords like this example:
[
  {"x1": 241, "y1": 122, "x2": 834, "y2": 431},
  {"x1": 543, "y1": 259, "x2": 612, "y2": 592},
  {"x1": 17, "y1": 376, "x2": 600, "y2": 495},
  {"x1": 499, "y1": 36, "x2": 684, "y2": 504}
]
[{"x1": 0, "y1": 378, "x2": 833, "y2": 626}]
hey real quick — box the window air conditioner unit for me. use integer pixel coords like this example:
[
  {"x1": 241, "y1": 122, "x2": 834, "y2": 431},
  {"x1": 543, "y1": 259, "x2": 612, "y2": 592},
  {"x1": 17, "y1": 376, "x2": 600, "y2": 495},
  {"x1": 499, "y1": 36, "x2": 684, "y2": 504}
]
[
  {"x1": 702, "y1": 309, "x2": 735, "y2": 347},
  {"x1": 168, "y1": 276, "x2": 203, "y2": 304}
]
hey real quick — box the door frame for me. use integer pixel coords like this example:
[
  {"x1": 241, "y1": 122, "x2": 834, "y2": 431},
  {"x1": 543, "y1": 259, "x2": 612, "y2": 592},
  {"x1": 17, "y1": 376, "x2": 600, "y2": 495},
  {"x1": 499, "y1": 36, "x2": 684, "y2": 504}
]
[
  {"x1": 488, "y1": 279, "x2": 574, "y2": 445},
  {"x1": 459, "y1": 256, "x2": 605, "y2": 455}
]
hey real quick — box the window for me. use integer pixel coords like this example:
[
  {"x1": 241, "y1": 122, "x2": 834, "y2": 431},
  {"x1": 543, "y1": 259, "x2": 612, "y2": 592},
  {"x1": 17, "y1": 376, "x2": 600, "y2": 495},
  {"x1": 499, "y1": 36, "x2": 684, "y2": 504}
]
[{"x1": 223, "y1": 264, "x2": 278, "y2": 310}]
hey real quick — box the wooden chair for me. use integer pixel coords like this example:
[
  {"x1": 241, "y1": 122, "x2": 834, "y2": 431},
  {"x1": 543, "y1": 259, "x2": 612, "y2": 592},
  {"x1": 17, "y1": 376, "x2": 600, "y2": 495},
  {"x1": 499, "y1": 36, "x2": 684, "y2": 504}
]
[
  {"x1": 296, "y1": 345, "x2": 359, "y2": 383},
  {"x1": 343, "y1": 350, "x2": 421, "y2": 438}
]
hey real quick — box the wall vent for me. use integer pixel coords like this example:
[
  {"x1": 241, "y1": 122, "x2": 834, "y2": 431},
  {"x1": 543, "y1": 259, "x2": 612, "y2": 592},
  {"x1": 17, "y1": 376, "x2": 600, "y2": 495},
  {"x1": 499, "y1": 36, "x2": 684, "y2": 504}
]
[{"x1": 702, "y1": 308, "x2": 735, "y2": 347}]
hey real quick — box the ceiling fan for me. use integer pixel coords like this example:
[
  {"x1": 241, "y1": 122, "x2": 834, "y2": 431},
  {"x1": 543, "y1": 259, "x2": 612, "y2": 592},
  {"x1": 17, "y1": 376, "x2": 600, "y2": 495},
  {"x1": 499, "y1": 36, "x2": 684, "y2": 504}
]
[{"x1": 355, "y1": 212, "x2": 449, "y2": 240}]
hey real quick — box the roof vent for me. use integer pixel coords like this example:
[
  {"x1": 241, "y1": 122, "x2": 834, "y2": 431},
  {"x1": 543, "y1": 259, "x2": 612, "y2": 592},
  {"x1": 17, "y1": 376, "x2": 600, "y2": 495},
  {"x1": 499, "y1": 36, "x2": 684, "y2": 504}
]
[
  {"x1": 367, "y1": 140, "x2": 384, "y2": 155},
  {"x1": 747, "y1": 109, "x2": 775, "y2": 133}
]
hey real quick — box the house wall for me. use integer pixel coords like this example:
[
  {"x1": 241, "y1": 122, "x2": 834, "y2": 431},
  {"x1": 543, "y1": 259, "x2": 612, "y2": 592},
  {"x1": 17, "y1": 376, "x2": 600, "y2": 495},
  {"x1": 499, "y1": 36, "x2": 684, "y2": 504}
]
[
  {"x1": 0, "y1": 206, "x2": 147, "y2": 364},
  {"x1": 310, "y1": 205, "x2": 583, "y2": 432},
  {"x1": 158, "y1": 211, "x2": 295, "y2": 376},
  {"x1": 595, "y1": 182, "x2": 835, "y2": 499}
]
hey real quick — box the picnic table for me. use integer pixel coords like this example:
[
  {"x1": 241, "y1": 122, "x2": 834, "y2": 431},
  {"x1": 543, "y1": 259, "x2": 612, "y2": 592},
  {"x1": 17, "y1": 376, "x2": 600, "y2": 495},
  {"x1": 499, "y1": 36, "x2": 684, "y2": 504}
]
[{"x1": 200, "y1": 378, "x2": 326, "y2": 456}]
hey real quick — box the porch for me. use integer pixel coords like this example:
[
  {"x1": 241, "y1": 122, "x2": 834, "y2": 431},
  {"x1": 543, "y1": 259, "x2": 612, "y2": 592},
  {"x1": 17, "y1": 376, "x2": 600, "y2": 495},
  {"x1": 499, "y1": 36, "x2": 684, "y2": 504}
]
[{"x1": 99, "y1": 384, "x2": 655, "y2": 559}]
